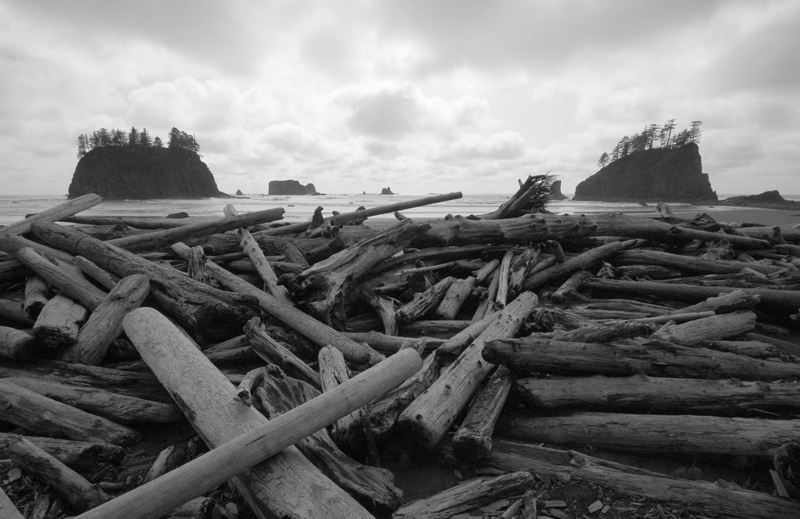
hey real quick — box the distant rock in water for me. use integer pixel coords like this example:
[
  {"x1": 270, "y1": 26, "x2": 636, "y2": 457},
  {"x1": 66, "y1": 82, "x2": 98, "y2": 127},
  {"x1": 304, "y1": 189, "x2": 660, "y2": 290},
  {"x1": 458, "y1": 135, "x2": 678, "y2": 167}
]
[
  {"x1": 548, "y1": 180, "x2": 569, "y2": 201},
  {"x1": 68, "y1": 147, "x2": 226, "y2": 199},
  {"x1": 573, "y1": 143, "x2": 717, "y2": 203},
  {"x1": 236, "y1": 189, "x2": 244, "y2": 196},
  {"x1": 721, "y1": 190, "x2": 800, "y2": 209},
  {"x1": 381, "y1": 187, "x2": 395, "y2": 195},
  {"x1": 268, "y1": 180, "x2": 318, "y2": 195}
]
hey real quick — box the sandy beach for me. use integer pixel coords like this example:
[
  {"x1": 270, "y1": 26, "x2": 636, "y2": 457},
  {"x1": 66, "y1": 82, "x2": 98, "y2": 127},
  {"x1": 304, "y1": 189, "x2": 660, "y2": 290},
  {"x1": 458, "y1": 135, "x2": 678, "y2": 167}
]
[{"x1": 672, "y1": 207, "x2": 800, "y2": 227}]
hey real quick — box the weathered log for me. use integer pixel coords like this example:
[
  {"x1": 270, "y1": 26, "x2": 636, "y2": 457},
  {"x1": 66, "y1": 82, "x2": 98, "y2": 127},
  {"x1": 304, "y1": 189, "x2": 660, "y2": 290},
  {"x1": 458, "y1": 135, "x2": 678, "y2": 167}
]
[
  {"x1": 0, "y1": 434, "x2": 124, "y2": 471},
  {"x1": 435, "y1": 311, "x2": 499, "y2": 358},
  {"x1": 747, "y1": 332, "x2": 800, "y2": 356},
  {"x1": 471, "y1": 269, "x2": 499, "y2": 320},
  {"x1": 669, "y1": 288, "x2": 761, "y2": 315},
  {"x1": 172, "y1": 241, "x2": 380, "y2": 365},
  {"x1": 103, "y1": 207, "x2": 284, "y2": 252},
  {"x1": 374, "y1": 245, "x2": 507, "y2": 275},
  {"x1": 501, "y1": 411, "x2": 800, "y2": 459},
  {"x1": 8, "y1": 436, "x2": 111, "y2": 512},
  {"x1": 73, "y1": 256, "x2": 120, "y2": 290},
  {"x1": 0, "y1": 485, "x2": 25, "y2": 519},
  {"x1": 397, "y1": 292, "x2": 538, "y2": 450},
  {"x1": 507, "y1": 248, "x2": 540, "y2": 299},
  {"x1": 342, "y1": 331, "x2": 444, "y2": 354},
  {"x1": 614, "y1": 263, "x2": 684, "y2": 280},
  {"x1": 0, "y1": 326, "x2": 37, "y2": 361},
  {"x1": 366, "y1": 352, "x2": 444, "y2": 438},
  {"x1": 24, "y1": 275, "x2": 49, "y2": 319},
  {"x1": 479, "y1": 439, "x2": 800, "y2": 519},
  {"x1": 244, "y1": 317, "x2": 321, "y2": 388},
  {"x1": 452, "y1": 365, "x2": 512, "y2": 461},
  {"x1": 245, "y1": 364, "x2": 403, "y2": 513},
  {"x1": 164, "y1": 497, "x2": 214, "y2": 518},
  {"x1": 650, "y1": 309, "x2": 757, "y2": 346},
  {"x1": 549, "y1": 320, "x2": 653, "y2": 343},
  {"x1": 0, "y1": 379, "x2": 140, "y2": 445},
  {"x1": 514, "y1": 375, "x2": 800, "y2": 415},
  {"x1": 0, "y1": 360, "x2": 170, "y2": 402},
  {"x1": 363, "y1": 288, "x2": 399, "y2": 335},
  {"x1": 58, "y1": 214, "x2": 203, "y2": 229},
  {"x1": 294, "y1": 219, "x2": 428, "y2": 327},
  {"x1": 16, "y1": 248, "x2": 106, "y2": 311},
  {"x1": 259, "y1": 192, "x2": 462, "y2": 236},
  {"x1": 0, "y1": 258, "x2": 29, "y2": 284},
  {"x1": 120, "y1": 308, "x2": 376, "y2": 519},
  {"x1": 704, "y1": 339, "x2": 786, "y2": 358},
  {"x1": 392, "y1": 471, "x2": 535, "y2": 519},
  {"x1": 223, "y1": 204, "x2": 293, "y2": 305},
  {"x1": 612, "y1": 249, "x2": 785, "y2": 275},
  {"x1": 522, "y1": 239, "x2": 641, "y2": 291},
  {"x1": 72, "y1": 308, "x2": 421, "y2": 519},
  {"x1": 318, "y1": 345, "x2": 365, "y2": 453},
  {"x1": 630, "y1": 310, "x2": 715, "y2": 324},
  {"x1": 495, "y1": 250, "x2": 513, "y2": 307},
  {"x1": 0, "y1": 233, "x2": 76, "y2": 264},
  {"x1": 0, "y1": 194, "x2": 103, "y2": 237},
  {"x1": 401, "y1": 319, "x2": 472, "y2": 337},
  {"x1": 483, "y1": 336, "x2": 800, "y2": 380},
  {"x1": 2, "y1": 376, "x2": 180, "y2": 424},
  {"x1": 473, "y1": 258, "x2": 500, "y2": 284},
  {"x1": 61, "y1": 273, "x2": 150, "y2": 365},
  {"x1": 396, "y1": 276, "x2": 455, "y2": 322},
  {"x1": 434, "y1": 276, "x2": 476, "y2": 319},
  {"x1": 585, "y1": 278, "x2": 800, "y2": 312},
  {"x1": 33, "y1": 221, "x2": 258, "y2": 344},
  {"x1": 527, "y1": 306, "x2": 597, "y2": 331},
  {"x1": 550, "y1": 269, "x2": 593, "y2": 305},
  {"x1": 32, "y1": 294, "x2": 87, "y2": 349}
]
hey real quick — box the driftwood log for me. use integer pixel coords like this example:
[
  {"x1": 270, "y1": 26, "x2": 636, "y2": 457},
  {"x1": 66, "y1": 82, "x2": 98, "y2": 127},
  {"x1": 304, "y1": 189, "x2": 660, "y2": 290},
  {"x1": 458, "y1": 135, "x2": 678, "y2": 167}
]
[
  {"x1": 451, "y1": 365, "x2": 512, "y2": 461},
  {"x1": 0, "y1": 193, "x2": 102, "y2": 237}
]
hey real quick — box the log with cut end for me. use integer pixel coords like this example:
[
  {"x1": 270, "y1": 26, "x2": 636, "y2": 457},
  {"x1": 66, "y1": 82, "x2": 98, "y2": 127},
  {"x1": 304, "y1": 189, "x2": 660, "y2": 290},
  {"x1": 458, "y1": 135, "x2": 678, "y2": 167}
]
[
  {"x1": 32, "y1": 294, "x2": 87, "y2": 349},
  {"x1": 0, "y1": 434, "x2": 125, "y2": 471},
  {"x1": 514, "y1": 375, "x2": 800, "y2": 415},
  {"x1": 650, "y1": 309, "x2": 757, "y2": 346},
  {"x1": 7, "y1": 436, "x2": 111, "y2": 512},
  {"x1": 16, "y1": 247, "x2": 106, "y2": 311},
  {"x1": 0, "y1": 379, "x2": 140, "y2": 445},
  {"x1": 23, "y1": 275, "x2": 49, "y2": 319},
  {"x1": 392, "y1": 471, "x2": 535, "y2": 519},
  {"x1": 72, "y1": 309, "x2": 421, "y2": 519},
  {"x1": 397, "y1": 291, "x2": 538, "y2": 451},
  {"x1": 434, "y1": 276, "x2": 476, "y2": 319},
  {"x1": 550, "y1": 269, "x2": 593, "y2": 305},
  {"x1": 172, "y1": 241, "x2": 381, "y2": 366},
  {"x1": 500, "y1": 411, "x2": 800, "y2": 459},
  {"x1": 32, "y1": 221, "x2": 258, "y2": 344},
  {"x1": 0, "y1": 326, "x2": 37, "y2": 361},
  {"x1": 478, "y1": 439, "x2": 800, "y2": 519},
  {"x1": 483, "y1": 336, "x2": 800, "y2": 380},
  {"x1": 61, "y1": 273, "x2": 150, "y2": 365},
  {"x1": 396, "y1": 276, "x2": 455, "y2": 322},
  {"x1": 452, "y1": 365, "x2": 512, "y2": 461}
]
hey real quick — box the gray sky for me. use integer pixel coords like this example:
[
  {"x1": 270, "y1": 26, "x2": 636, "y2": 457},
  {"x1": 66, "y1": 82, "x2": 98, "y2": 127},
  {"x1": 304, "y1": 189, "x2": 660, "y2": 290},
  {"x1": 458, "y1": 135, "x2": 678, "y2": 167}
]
[{"x1": 1, "y1": 0, "x2": 798, "y2": 196}]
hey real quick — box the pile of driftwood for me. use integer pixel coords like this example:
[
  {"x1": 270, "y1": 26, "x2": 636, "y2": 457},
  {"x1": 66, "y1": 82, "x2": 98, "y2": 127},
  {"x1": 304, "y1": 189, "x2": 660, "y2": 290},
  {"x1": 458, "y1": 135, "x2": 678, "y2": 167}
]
[{"x1": 2, "y1": 175, "x2": 800, "y2": 519}]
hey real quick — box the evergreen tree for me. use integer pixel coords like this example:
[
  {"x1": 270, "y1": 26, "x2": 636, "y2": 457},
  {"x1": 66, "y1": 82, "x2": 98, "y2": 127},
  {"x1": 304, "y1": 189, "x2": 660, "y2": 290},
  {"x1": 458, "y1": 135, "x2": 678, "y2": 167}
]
[
  {"x1": 139, "y1": 128, "x2": 152, "y2": 147},
  {"x1": 153, "y1": 136, "x2": 164, "y2": 148},
  {"x1": 689, "y1": 120, "x2": 703, "y2": 144},
  {"x1": 597, "y1": 151, "x2": 609, "y2": 169},
  {"x1": 76, "y1": 134, "x2": 88, "y2": 158},
  {"x1": 128, "y1": 127, "x2": 139, "y2": 147},
  {"x1": 662, "y1": 119, "x2": 676, "y2": 148},
  {"x1": 111, "y1": 129, "x2": 127, "y2": 146},
  {"x1": 97, "y1": 128, "x2": 111, "y2": 146}
]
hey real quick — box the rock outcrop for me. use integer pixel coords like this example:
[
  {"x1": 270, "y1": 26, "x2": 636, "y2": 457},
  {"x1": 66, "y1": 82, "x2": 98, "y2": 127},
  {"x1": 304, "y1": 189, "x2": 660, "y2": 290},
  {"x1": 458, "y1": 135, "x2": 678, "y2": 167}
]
[
  {"x1": 573, "y1": 143, "x2": 717, "y2": 203},
  {"x1": 548, "y1": 180, "x2": 569, "y2": 201},
  {"x1": 235, "y1": 189, "x2": 244, "y2": 196},
  {"x1": 381, "y1": 187, "x2": 395, "y2": 195},
  {"x1": 720, "y1": 190, "x2": 800, "y2": 210},
  {"x1": 68, "y1": 147, "x2": 226, "y2": 199},
  {"x1": 268, "y1": 180, "x2": 318, "y2": 195}
]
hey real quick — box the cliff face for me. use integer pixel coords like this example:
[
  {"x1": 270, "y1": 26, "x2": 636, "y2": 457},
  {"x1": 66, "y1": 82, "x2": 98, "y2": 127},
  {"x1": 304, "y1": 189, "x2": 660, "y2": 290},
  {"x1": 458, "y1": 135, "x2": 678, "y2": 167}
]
[
  {"x1": 268, "y1": 180, "x2": 318, "y2": 195},
  {"x1": 68, "y1": 147, "x2": 226, "y2": 199},
  {"x1": 573, "y1": 143, "x2": 717, "y2": 203}
]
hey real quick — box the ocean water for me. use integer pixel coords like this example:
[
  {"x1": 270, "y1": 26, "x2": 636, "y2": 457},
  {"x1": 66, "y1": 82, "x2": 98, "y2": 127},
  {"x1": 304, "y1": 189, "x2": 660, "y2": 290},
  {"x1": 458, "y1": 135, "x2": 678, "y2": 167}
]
[{"x1": 1, "y1": 192, "x2": 798, "y2": 228}]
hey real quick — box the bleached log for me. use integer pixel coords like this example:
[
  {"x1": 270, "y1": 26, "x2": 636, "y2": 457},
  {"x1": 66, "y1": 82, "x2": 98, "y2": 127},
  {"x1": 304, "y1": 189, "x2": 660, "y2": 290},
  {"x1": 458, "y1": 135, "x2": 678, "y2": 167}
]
[
  {"x1": 17, "y1": 247, "x2": 106, "y2": 311},
  {"x1": 397, "y1": 292, "x2": 538, "y2": 450},
  {"x1": 61, "y1": 273, "x2": 150, "y2": 365},
  {"x1": 392, "y1": 471, "x2": 535, "y2": 519},
  {"x1": 32, "y1": 294, "x2": 87, "y2": 349},
  {"x1": 514, "y1": 375, "x2": 800, "y2": 415},
  {"x1": 8, "y1": 436, "x2": 111, "y2": 512},
  {"x1": 142, "y1": 445, "x2": 186, "y2": 483},
  {"x1": 0, "y1": 193, "x2": 102, "y2": 236},
  {"x1": 650, "y1": 309, "x2": 757, "y2": 346},
  {"x1": 434, "y1": 276, "x2": 476, "y2": 319},
  {"x1": 452, "y1": 365, "x2": 512, "y2": 461},
  {"x1": 478, "y1": 439, "x2": 800, "y2": 519},
  {"x1": 0, "y1": 326, "x2": 37, "y2": 361},
  {"x1": 501, "y1": 411, "x2": 800, "y2": 459},
  {"x1": 0, "y1": 379, "x2": 140, "y2": 445},
  {"x1": 72, "y1": 308, "x2": 421, "y2": 519},
  {"x1": 318, "y1": 345, "x2": 365, "y2": 453},
  {"x1": 2, "y1": 376, "x2": 181, "y2": 424},
  {"x1": 483, "y1": 336, "x2": 800, "y2": 381}
]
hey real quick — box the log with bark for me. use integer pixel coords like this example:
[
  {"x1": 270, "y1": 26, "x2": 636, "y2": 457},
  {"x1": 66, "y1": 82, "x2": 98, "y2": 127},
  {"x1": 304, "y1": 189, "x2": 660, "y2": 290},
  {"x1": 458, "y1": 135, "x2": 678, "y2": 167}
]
[
  {"x1": 483, "y1": 336, "x2": 800, "y2": 380},
  {"x1": 514, "y1": 374, "x2": 800, "y2": 416}
]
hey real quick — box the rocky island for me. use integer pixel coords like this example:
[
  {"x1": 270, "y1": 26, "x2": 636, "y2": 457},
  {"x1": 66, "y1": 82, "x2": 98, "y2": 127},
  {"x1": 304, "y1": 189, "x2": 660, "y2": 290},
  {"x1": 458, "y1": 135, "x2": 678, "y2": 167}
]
[
  {"x1": 720, "y1": 190, "x2": 800, "y2": 210},
  {"x1": 573, "y1": 143, "x2": 716, "y2": 203},
  {"x1": 69, "y1": 126, "x2": 226, "y2": 199},
  {"x1": 268, "y1": 180, "x2": 319, "y2": 195}
]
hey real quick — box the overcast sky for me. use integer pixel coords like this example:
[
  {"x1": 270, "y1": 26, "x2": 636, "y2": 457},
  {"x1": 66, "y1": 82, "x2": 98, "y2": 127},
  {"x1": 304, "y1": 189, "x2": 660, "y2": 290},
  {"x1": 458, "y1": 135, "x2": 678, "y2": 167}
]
[{"x1": 1, "y1": 0, "x2": 798, "y2": 197}]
